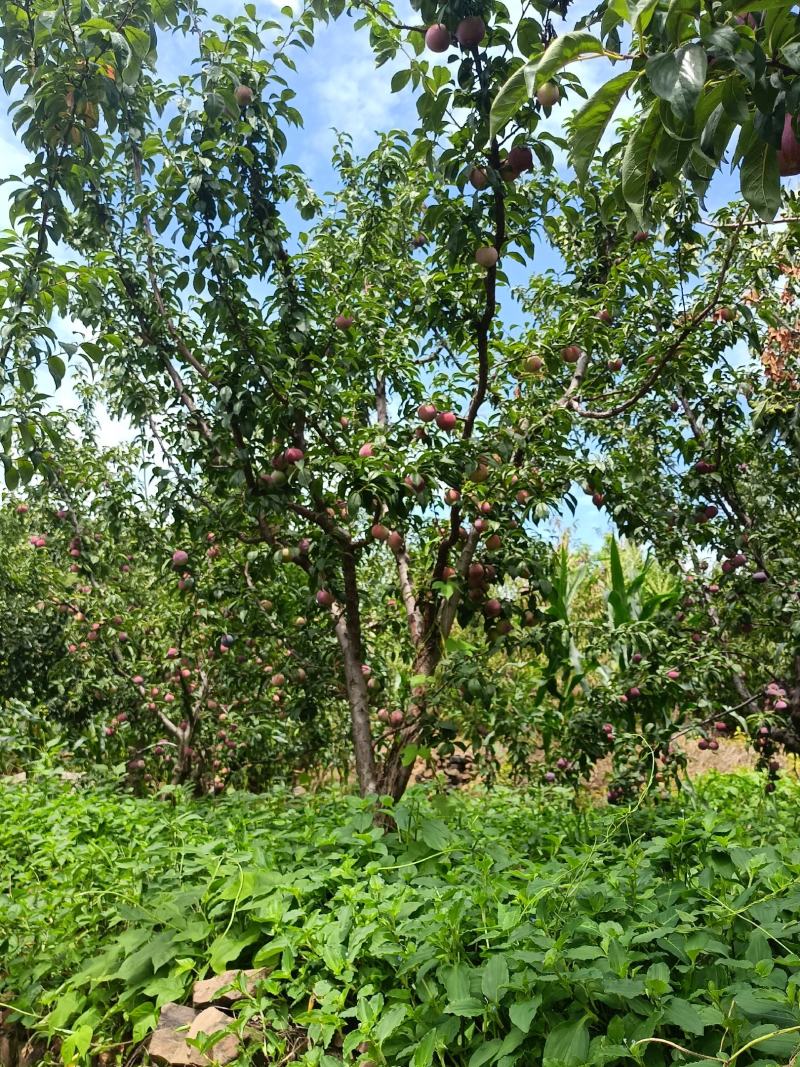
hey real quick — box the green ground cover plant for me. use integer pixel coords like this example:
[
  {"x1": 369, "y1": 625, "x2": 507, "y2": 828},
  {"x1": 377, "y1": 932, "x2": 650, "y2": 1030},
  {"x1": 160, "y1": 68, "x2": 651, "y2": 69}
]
[{"x1": 3, "y1": 772, "x2": 800, "y2": 1066}]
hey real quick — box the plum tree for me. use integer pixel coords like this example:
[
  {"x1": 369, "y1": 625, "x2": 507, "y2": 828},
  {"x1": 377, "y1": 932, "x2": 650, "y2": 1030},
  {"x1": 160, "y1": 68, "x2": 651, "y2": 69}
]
[
  {"x1": 0, "y1": 420, "x2": 348, "y2": 791},
  {"x1": 1, "y1": 0, "x2": 799, "y2": 805}
]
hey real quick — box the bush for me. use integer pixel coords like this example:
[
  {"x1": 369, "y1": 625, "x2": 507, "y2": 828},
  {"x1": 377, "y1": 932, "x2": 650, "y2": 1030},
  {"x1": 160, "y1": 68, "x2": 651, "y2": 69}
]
[{"x1": 2, "y1": 774, "x2": 800, "y2": 1065}]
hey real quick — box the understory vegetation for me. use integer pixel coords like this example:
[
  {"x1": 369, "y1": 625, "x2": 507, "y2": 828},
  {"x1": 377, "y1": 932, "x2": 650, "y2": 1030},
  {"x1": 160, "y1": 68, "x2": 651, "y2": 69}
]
[
  {"x1": 3, "y1": 773, "x2": 800, "y2": 1067},
  {"x1": 3, "y1": 0, "x2": 800, "y2": 1063}
]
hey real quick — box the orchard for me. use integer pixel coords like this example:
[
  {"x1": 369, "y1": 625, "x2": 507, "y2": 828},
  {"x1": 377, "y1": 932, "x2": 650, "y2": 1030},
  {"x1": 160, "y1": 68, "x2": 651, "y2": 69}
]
[{"x1": 3, "y1": 0, "x2": 800, "y2": 1064}]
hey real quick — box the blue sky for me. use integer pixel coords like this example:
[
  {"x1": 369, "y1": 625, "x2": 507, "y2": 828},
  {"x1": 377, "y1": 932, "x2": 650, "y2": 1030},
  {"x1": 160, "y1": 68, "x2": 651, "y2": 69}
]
[{"x1": 0, "y1": 0, "x2": 773, "y2": 545}]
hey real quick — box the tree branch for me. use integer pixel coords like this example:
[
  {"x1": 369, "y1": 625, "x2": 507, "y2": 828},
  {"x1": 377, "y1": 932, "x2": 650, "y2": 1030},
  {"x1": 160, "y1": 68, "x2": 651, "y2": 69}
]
[{"x1": 576, "y1": 221, "x2": 746, "y2": 420}]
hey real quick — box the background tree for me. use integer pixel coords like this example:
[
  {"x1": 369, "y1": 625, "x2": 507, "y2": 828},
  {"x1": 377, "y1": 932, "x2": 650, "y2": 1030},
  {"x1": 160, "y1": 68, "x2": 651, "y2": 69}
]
[{"x1": 1, "y1": 412, "x2": 350, "y2": 790}]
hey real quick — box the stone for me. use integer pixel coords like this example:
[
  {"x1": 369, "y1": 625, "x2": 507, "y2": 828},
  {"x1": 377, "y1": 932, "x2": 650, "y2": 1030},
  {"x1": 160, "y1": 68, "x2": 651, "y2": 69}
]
[
  {"x1": 150, "y1": 999, "x2": 249, "y2": 1065},
  {"x1": 149, "y1": 1027, "x2": 195, "y2": 1065},
  {"x1": 186, "y1": 1008, "x2": 239, "y2": 1064},
  {"x1": 159, "y1": 1004, "x2": 197, "y2": 1031},
  {"x1": 3, "y1": 773, "x2": 26, "y2": 785},
  {"x1": 149, "y1": 1004, "x2": 198, "y2": 1066},
  {"x1": 192, "y1": 968, "x2": 267, "y2": 1008}
]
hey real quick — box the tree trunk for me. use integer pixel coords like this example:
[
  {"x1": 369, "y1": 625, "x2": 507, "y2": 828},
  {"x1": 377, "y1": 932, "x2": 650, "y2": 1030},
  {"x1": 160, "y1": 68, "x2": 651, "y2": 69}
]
[
  {"x1": 334, "y1": 613, "x2": 378, "y2": 795},
  {"x1": 335, "y1": 546, "x2": 378, "y2": 796},
  {"x1": 376, "y1": 643, "x2": 440, "y2": 800}
]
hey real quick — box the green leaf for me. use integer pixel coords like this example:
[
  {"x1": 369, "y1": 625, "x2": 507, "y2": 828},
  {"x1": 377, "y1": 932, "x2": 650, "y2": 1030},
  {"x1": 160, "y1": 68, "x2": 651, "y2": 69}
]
[
  {"x1": 390, "y1": 68, "x2": 411, "y2": 93},
  {"x1": 607, "y1": 538, "x2": 630, "y2": 625},
  {"x1": 739, "y1": 129, "x2": 781, "y2": 221},
  {"x1": 489, "y1": 62, "x2": 533, "y2": 139},
  {"x1": 570, "y1": 70, "x2": 641, "y2": 182},
  {"x1": 208, "y1": 929, "x2": 260, "y2": 972},
  {"x1": 79, "y1": 16, "x2": 117, "y2": 32},
  {"x1": 412, "y1": 1030, "x2": 437, "y2": 1067},
  {"x1": 60, "y1": 1025, "x2": 93, "y2": 1065},
  {"x1": 721, "y1": 76, "x2": 750, "y2": 124},
  {"x1": 443, "y1": 962, "x2": 471, "y2": 1002},
  {"x1": 18, "y1": 365, "x2": 34, "y2": 392},
  {"x1": 48, "y1": 354, "x2": 66, "y2": 387},
  {"x1": 419, "y1": 817, "x2": 450, "y2": 850},
  {"x1": 645, "y1": 962, "x2": 672, "y2": 997},
  {"x1": 374, "y1": 1004, "x2": 407, "y2": 1045},
  {"x1": 620, "y1": 103, "x2": 662, "y2": 225},
  {"x1": 3, "y1": 463, "x2": 20, "y2": 491},
  {"x1": 654, "y1": 109, "x2": 695, "y2": 178},
  {"x1": 781, "y1": 41, "x2": 800, "y2": 71},
  {"x1": 534, "y1": 32, "x2": 606, "y2": 89},
  {"x1": 543, "y1": 1017, "x2": 590, "y2": 1066},
  {"x1": 664, "y1": 998, "x2": 706, "y2": 1036},
  {"x1": 469, "y1": 1039, "x2": 503, "y2": 1067},
  {"x1": 124, "y1": 25, "x2": 152, "y2": 58},
  {"x1": 509, "y1": 996, "x2": 541, "y2": 1033},
  {"x1": 646, "y1": 44, "x2": 707, "y2": 120},
  {"x1": 481, "y1": 954, "x2": 509, "y2": 1002},
  {"x1": 665, "y1": 0, "x2": 700, "y2": 42},
  {"x1": 630, "y1": 0, "x2": 660, "y2": 31},
  {"x1": 444, "y1": 997, "x2": 485, "y2": 1017},
  {"x1": 45, "y1": 991, "x2": 80, "y2": 1030}
]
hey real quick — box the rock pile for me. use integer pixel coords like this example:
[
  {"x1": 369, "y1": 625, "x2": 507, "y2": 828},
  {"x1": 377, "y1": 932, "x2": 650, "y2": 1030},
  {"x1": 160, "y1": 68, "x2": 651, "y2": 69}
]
[{"x1": 149, "y1": 969, "x2": 267, "y2": 1065}]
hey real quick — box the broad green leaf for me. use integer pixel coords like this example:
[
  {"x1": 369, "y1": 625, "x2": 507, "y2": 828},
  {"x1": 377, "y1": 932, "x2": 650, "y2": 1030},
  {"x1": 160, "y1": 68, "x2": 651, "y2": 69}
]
[
  {"x1": 509, "y1": 996, "x2": 541, "y2": 1033},
  {"x1": 496, "y1": 1027, "x2": 526, "y2": 1057},
  {"x1": 412, "y1": 1030, "x2": 437, "y2": 1067},
  {"x1": 443, "y1": 962, "x2": 471, "y2": 1002},
  {"x1": 489, "y1": 61, "x2": 536, "y2": 139},
  {"x1": 543, "y1": 1017, "x2": 590, "y2": 1066},
  {"x1": 375, "y1": 1005, "x2": 407, "y2": 1045},
  {"x1": 645, "y1": 962, "x2": 672, "y2": 997},
  {"x1": 722, "y1": 76, "x2": 749, "y2": 124},
  {"x1": 18, "y1": 365, "x2": 34, "y2": 392},
  {"x1": 48, "y1": 354, "x2": 66, "y2": 387},
  {"x1": 208, "y1": 929, "x2": 260, "y2": 973},
  {"x1": 570, "y1": 70, "x2": 641, "y2": 182},
  {"x1": 664, "y1": 998, "x2": 706, "y2": 1035},
  {"x1": 444, "y1": 997, "x2": 485, "y2": 1017},
  {"x1": 533, "y1": 32, "x2": 606, "y2": 90},
  {"x1": 419, "y1": 817, "x2": 450, "y2": 850},
  {"x1": 630, "y1": 0, "x2": 660, "y2": 31},
  {"x1": 646, "y1": 44, "x2": 707, "y2": 120},
  {"x1": 665, "y1": 0, "x2": 699, "y2": 42},
  {"x1": 481, "y1": 954, "x2": 509, "y2": 1001},
  {"x1": 390, "y1": 68, "x2": 411, "y2": 92},
  {"x1": 4, "y1": 463, "x2": 20, "y2": 490},
  {"x1": 739, "y1": 130, "x2": 781, "y2": 221},
  {"x1": 654, "y1": 111, "x2": 695, "y2": 178},
  {"x1": 620, "y1": 103, "x2": 662, "y2": 225},
  {"x1": 781, "y1": 41, "x2": 800, "y2": 71},
  {"x1": 45, "y1": 991, "x2": 81, "y2": 1030},
  {"x1": 468, "y1": 1040, "x2": 503, "y2": 1067}
]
